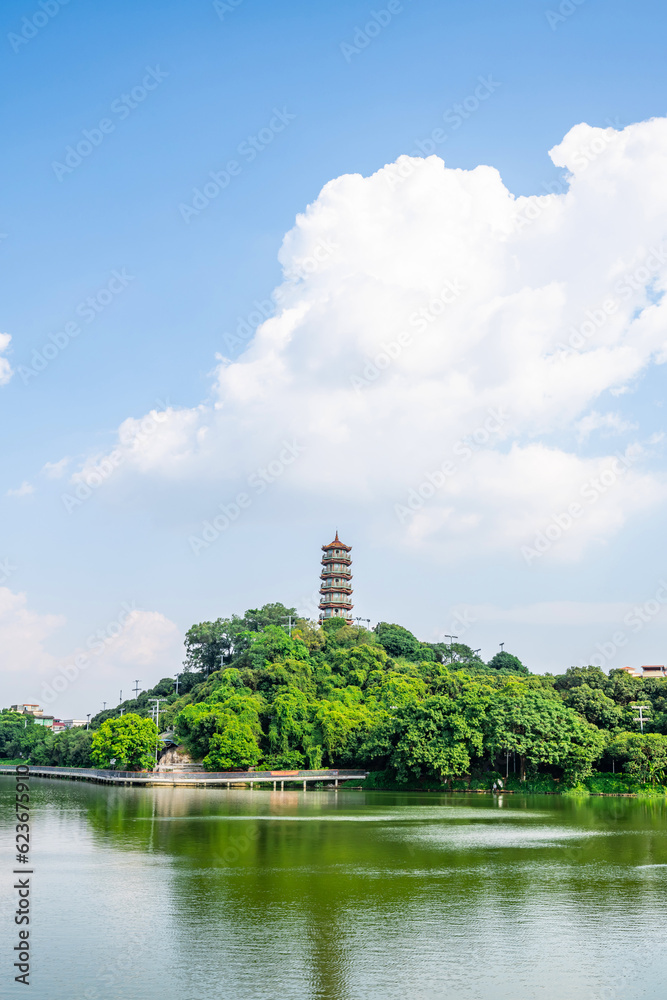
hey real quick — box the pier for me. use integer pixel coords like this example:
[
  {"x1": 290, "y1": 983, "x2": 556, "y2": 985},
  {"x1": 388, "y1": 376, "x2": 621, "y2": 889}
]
[{"x1": 0, "y1": 765, "x2": 368, "y2": 788}]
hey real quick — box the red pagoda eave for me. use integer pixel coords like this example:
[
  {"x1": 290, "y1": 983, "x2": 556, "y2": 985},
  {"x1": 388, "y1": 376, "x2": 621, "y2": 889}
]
[{"x1": 321, "y1": 530, "x2": 351, "y2": 552}]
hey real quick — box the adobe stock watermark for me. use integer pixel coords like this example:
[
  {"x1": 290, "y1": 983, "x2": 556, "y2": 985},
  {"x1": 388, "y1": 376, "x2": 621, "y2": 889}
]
[
  {"x1": 8, "y1": 0, "x2": 71, "y2": 54},
  {"x1": 340, "y1": 1, "x2": 409, "y2": 63},
  {"x1": 586, "y1": 580, "x2": 667, "y2": 670},
  {"x1": 61, "y1": 401, "x2": 171, "y2": 513},
  {"x1": 82, "y1": 933, "x2": 151, "y2": 1000},
  {"x1": 445, "y1": 606, "x2": 477, "y2": 644},
  {"x1": 0, "y1": 557, "x2": 17, "y2": 585},
  {"x1": 350, "y1": 279, "x2": 465, "y2": 391},
  {"x1": 189, "y1": 440, "x2": 304, "y2": 554},
  {"x1": 17, "y1": 269, "x2": 136, "y2": 384},
  {"x1": 222, "y1": 237, "x2": 338, "y2": 355},
  {"x1": 52, "y1": 67, "x2": 168, "y2": 181},
  {"x1": 296, "y1": 587, "x2": 322, "y2": 622},
  {"x1": 179, "y1": 107, "x2": 296, "y2": 223},
  {"x1": 213, "y1": 0, "x2": 244, "y2": 20},
  {"x1": 521, "y1": 452, "x2": 637, "y2": 565},
  {"x1": 385, "y1": 76, "x2": 502, "y2": 188},
  {"x1": 545, "y1": 0, "x2": 587, "y2": 32},
  {"x1": 553, "y1": 243, "x2": 667, "y2": 358},
  {"x1": 508, "y1": 119, "x2": 621, "y2": 234},
  {"x1": 394, "y1": 407, "x2": 510, "y2": 523},
  {"x1": 40, "y1": 602, "x2": 140, "y2": 706}
]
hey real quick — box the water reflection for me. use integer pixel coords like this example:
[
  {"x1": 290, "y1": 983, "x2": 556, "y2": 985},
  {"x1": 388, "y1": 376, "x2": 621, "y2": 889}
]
[{"x1": 2, "y1": 780, "x2": 667, "y2": 999}]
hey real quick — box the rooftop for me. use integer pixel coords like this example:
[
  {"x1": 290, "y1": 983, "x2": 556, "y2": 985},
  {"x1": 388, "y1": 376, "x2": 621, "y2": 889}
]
[{"x1": 321, "y1": 530, "x2": 351, "y2": 552}]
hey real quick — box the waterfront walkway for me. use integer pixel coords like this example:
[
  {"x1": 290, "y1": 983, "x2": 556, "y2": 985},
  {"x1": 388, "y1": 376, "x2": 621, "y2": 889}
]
[{"x1": 0, "y1": 765, "x2": 368, "y2": 787}]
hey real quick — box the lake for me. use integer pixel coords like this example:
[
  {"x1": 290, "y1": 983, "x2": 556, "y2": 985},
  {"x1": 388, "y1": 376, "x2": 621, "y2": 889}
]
[{"x1": 2, "y1": 778, "x2": 667, "y2": 999}]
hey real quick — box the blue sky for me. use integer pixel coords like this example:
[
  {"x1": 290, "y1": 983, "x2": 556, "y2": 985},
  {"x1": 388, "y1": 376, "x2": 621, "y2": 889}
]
[{"x1": 3, "y1": 0, "x2": 667, "y2": 715}]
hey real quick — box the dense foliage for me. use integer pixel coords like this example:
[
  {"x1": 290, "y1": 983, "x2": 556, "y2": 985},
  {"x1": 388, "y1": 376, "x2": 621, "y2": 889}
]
[
  {"x1": 6, "y1": 604, "x2": 667, "y2": 790},
  {"x1": 90, "y1": 715, "x2": 158, "y2": 770}
]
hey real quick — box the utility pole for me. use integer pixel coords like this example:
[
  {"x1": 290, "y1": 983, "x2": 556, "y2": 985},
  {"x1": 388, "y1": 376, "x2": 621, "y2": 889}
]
[
  {"x1": 149, "y1": 698, "x2": 164, "y2": 770},
  {"x1": 444, "y1": 635, "x2": 458, "y2": 663},
  {"x1": 86, "y1": 713, "x2": 91, "y2": 731},
  {"x1": 174, "y1": 673, "x2": 180, "y2": 694},
  {"x1": 282, "y1": 614, "x2": 296, "y2": 637},
  {"x1": 354, "y1": 617, "x2": 371, "y2": 630},
  {"x1": 102, "y1": 702, "x2": 106, "y2": 712},
  {"x1": 119, "y1": 690, "x2": 122, "y2": 705},
  {"x1": 632, "y1": 704, "x2": 651, "y2": 732},
  {"x1": 133, "y1": 680, "x2": 141, "y2": 699}
]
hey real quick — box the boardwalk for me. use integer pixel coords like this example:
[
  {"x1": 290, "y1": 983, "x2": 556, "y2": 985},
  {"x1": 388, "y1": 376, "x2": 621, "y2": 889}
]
[{"x1": 0, "y1": 765, "x2": 368, "y2": 788}]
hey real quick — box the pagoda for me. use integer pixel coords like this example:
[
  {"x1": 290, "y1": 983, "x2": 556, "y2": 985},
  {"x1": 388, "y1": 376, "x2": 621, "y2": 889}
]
[{"x1": 318, "y1": 531, "x2": 353, "y2": 624}]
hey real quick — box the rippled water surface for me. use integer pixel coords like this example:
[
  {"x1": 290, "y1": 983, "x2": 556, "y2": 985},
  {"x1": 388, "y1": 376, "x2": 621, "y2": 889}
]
[{"x1": 2, "y1": 779, "x2": 667, "y2": 999}]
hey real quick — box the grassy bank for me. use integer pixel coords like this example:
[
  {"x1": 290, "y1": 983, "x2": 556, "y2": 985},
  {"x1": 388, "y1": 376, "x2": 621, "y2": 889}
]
[{"x1": 359, "y1": 770, "x2": 667, "y2": 796}]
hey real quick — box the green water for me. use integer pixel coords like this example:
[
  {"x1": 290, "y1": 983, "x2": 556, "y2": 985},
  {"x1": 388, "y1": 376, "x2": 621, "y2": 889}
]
[{"x1": 2, "y1": 779, "x2": 667, "y2": 999}]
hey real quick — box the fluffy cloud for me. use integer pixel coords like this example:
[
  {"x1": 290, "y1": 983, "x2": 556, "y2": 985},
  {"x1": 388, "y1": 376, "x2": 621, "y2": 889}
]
[
  {"x1": 0, "y1": 332, "x2": 11, "y2": 385},
  {"x1": 0, "y1": 587, "x2": 65, "y2": 675},
  {"x1": 0, "y1": 587, "x2": 182, "y2": 714},
  {"x1": 6, "y1": 481, "x2": 34, "y2": 498},
  {"x1": 69, "y1": 116, "x2": 667, "y2": 562}
]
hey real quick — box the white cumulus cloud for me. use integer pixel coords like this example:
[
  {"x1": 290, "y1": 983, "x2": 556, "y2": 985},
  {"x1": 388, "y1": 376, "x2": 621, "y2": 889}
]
[
  {"x1": 0, "y1": 588, "x2": 182, "y2": 715},
  {"x1": 66, "y1": 116, "x2": 667, "y2": 563}
]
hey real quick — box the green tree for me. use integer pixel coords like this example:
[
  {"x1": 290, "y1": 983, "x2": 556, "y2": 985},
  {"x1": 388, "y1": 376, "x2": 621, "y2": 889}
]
[
  {"x1": 374, "y1": 622, "x2": 422, "y2": 660},
  {"x1": 562, "y1": 683, "x2": 623, "y2": 730},
  {"x1": 487, "y1": 651, "x2": 529, "y2": 676},
  {"x1": 90, "y1": 714, "x2": 158, "y2": 770},
  {"x1": 202, "y1": 718, "x2": 262, "y2": 771},
  {"x1": 390, "y1": 682, "x2": 492, "y2": 784},
  {"x1": 486, "y1": 682, "x2": 605, "y2": 783},
  {"x1": 609, "y1": 732, "x2": 667, "y2": 784}
]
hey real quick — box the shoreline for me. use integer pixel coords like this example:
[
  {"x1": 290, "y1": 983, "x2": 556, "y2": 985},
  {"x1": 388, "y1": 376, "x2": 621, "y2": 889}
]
[{"x1": 1, "y1": 766, "x2": 663, "y2": 797}]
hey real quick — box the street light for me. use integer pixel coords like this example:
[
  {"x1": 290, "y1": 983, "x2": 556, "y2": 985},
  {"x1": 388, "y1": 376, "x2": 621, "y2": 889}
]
[
  {"x1": 86, "y1": 713, "x2": 91, "y2": 731},
  {"x1": 149, "y1": 698, "x2": 165, "y2": 770}
]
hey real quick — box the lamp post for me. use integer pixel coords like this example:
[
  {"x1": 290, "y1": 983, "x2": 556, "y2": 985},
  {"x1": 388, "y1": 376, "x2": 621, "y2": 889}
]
[
  {"x1": 149, "y1": 698, "x2": 164, "y2": 770},
  {"x1": 444, "y1": 635, "x2": 458, "y2": 663},
  {"x1": 86, "y1": 713, "x2": 91, "y2": 731}
]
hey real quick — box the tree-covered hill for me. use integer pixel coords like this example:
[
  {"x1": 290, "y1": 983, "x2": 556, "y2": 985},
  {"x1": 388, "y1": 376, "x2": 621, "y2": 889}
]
[{"x1": 5, "y1": 602, "x2": 667, "y2": 790}]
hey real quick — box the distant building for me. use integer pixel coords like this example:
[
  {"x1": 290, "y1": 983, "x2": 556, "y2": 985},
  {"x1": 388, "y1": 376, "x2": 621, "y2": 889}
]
[
  {"x1": 641, "y1": 665, "x2": 666, "y2": 679},
  {"x1": 10, "y1": 704, "x2": 43, "y2": 715},
  {"x1": 62, "y1": 719, "x2": 87, "y2": 729},
  {"x1": 619, "y1": 665, "x2": 666, "y2": 679},
  {"x1": 51, "y1": 720, "x2": 66, "y2": 733},
  {"x1": 32, "y1": 715, "x2": 55, "y2": 728},
  {"x1": 319, "y1": 531, "x2": 354, "y2": 624}
]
